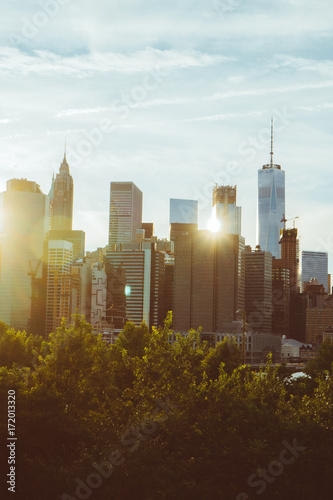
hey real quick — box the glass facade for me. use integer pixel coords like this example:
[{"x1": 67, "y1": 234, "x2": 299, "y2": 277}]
[
  {"x1": 169, "y1": 198, "x2": 198, "y2": 224},
  {"x1": 258, "y1": 166, "x2": 285, "y2": 258},
  {"x1": 301, "y1": 251, "x2": 328, "y2": 292}
]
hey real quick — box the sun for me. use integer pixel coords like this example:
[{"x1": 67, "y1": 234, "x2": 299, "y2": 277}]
[{"x1": 207, "y1": 217, "x2": 221, "y2": 233}]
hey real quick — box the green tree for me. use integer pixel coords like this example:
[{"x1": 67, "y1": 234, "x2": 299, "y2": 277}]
[
  {"x1": 305, "y1": 338, "x2": 333, "y2": 378},
  {"x1": 202, "y1": 337, "x2": 241, "y2": 378}
]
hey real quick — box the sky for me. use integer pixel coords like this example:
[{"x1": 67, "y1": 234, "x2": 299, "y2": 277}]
[{"x1": 1, "y1": 0, "x2": 333, "y2": 273}]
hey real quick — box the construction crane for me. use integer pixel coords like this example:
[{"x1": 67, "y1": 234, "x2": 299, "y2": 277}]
[{"x1": 281, "y1": 214, "x2": 299, "y2": 231}]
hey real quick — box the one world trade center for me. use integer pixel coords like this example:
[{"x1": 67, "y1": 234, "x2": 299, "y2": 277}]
[{"x1": 257, "y1": 120, "x2": 285, "y2": 258}]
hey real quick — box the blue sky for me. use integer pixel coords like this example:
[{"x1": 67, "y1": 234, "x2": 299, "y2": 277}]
[{"x1": 1, "y1": 0, "x2": 333, "y2": 273}]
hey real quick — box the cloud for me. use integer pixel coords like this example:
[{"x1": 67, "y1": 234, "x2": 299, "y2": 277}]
[
  {"x1": 206, "y1": 80, "x2": 333, "y2": 101},
  {"x1": 180, "y1": 110, "x2": 265, "y2": 123},
  {"x1": 0, "y1": 118, "x2": 14, "y2": 124},
  {"x1": 269, "y1": 55, "x2": 333, "y2": 77},
  {"x1": 298, "y1": 102, "x2": 333, "y2": 112},
  {"x1": 0, "y1": 47, "x2": 232, "y2": 77}
]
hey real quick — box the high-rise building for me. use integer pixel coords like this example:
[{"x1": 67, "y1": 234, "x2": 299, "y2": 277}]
[
  {"x1": 257, "y1": 121, "x2": 285, "y2": 258},
  {"x1": 245, "y1": 246, "x2": 273, "y2": 335},
  {"x1": 173, "y1": 228, "x2": 245, "y2": 332},
  {"x1": 0, "y1": 179, "x2": 49, "y2": 331},
  {"x1": 45, "y1": 239, "x2": 74, "y2": 335},
  {"x1": 91, "y1": 263, "x2": 107, "y2": 328},
  {"x1": 170, "y1": 199, "x2": 198, "y2": 225},
  {"x1": 108, "y1": 182, "x2": 143, "y2": 248},
  {"x1": 50, "y1": 153, "x2": 74, "y2": 231},
  {"x1": 71, "y1": 257, "x2": 93, "y2": 323},
  {"x1": 106, "y1": 240, "x2": 166, "y2": 329},
  {"x1": 280, "y1": 228, "x2": 299, "y2": 294},
  {"x1": 48, "y1": 230, "x2": 85, "y2": 262},
  {"x1": 300, "y1": 251, "x2": 328, "y2": 293},
  {"x1": 212, "y1": 185, "x2": 241, "y2": 235},
  {"x1": 272, "y1": 258, "x2": 290, "y2": 336}
]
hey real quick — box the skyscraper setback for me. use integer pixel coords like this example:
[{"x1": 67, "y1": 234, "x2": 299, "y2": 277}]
[{"x1": 257, "y1": 121, "x2": 285, "y2": 258}]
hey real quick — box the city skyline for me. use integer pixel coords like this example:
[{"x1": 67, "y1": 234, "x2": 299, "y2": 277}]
[{"x1": 1, "y1": 1, "x2": 333, "y2": 273}]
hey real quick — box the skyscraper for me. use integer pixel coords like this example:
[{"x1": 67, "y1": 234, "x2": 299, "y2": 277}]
[
  {"x1": 0, "y1": 179, "x2": 48, "y2": 331},
  {"x1": 172, "y1": 228, "x2": 245, "y2": 332},
  {"x1": 106, "y1": 241, "x2": 166, "y2": 329},
  {"x1": 50, "y1": 153, "x2": 74, "y2": 231},
  {"x1": 212, "y1": 185, "x2": 241, "y2": 235},
  {"x1": 300, "y1": 251, "x2": 328, "y2": 293},
  {"x1": 170, "y1": 198, "x2": 198, "y2": 225},
  {"x1": 280, "y1": 228, "x2": 299, "y2": 294},
  {"x1": 244, "y1": 246, "x2": 273, "y2": 335},
  {"x1": 108, "y1": 182, "x2": 143, "y2": 248},
  {"x1": 45, "y1": 239, "x2": 74, "y2": 335},
  {"x1": 258, "y1": 120, "x2": 285, "y2": 258}
]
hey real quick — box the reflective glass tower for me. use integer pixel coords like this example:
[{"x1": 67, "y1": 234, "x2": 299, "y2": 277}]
[{"x1": 257, "y1": 120, "x2": 285, "y2": 258}]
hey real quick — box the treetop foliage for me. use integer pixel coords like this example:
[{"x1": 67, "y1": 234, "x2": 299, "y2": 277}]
[{"x1": 0, "y1": 316, "x2": 332, "y2": 500}]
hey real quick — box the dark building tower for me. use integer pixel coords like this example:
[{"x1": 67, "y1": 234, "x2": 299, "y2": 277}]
[
  {"x1": 279, "y1": 228, "x2": 299, "y2": 295},
  {"x1": 244, "y1": 246, "x2": 273, "y2": 335},
  {"x1": 50, "y1": 153, "x2": 74, "y2": 231}
]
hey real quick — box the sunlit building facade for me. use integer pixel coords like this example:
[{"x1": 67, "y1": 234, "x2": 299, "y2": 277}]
[
  {"x1": 0, "y1": 179, "x2": 49, "y2": 331},
  {"x1": 212, "y1": 185, "x2": 241, "y2": 235},
  {"x1": 45, "y1": 239, "x2": 74, "y2": 335}
]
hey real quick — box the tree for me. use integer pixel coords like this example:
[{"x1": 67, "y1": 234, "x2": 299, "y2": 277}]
[
  {"x1": 202, "y1": 337, "x2": 241, "y2": 378},
  {"x1": 305, "y1": 338, "x2": 333, "y2": 378}
]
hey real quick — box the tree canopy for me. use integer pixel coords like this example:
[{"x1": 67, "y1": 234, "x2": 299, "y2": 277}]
[{"x1": 0, "y1": 317, "x2": 332, "y2": 500}]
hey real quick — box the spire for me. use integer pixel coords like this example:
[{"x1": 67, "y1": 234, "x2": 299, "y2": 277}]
[
  {"x1": 60, "y1": 140, "x2": 70, "y2": 174},
  {"x1": 270, "y1": 117, "x2": 274, "y2": 167}
]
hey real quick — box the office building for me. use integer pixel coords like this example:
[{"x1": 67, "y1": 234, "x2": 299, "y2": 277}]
[
  {"x1": 49, "y1": 153, "x2": 74, "y2": 231},
  {"x1": 257, "y1": 121, "x2": 285, "y2": 258},
  {"x1": 280, "y1": 228, "x2": 299, "y2": 294},
  {"x1": 300, "y1": 251, "x2": 328, "y2": 293},
  {"x1": 244, "y1": 246, "x2": 273, "y2": 335},
  {"x1": 71, "y1": 257, "x2": 93, "y2": 323},
  {"x1": 91, "y1": 263, "x2": 107, "y2": 328},
  {"x1": 48, "y1": 230, "x2": 85, "y2": 262},
  {"x1": 212, "y1": 185, "x2": 241, "y2": 235},
  {"x1": 142, "y1": 223, "x2": 154, "y2": 239},
  {"x1": 272, "y1": 258, "x2": 290, "y2": 336},
  {"x1": 0, "y1": 179, "x2": 48, "y2": 331},
  {"x1": 106, "y1": 240, "x2": 166, "y2": 329},
  {"x1": 170, "y1": 198, "x2": 198, "y2": 225},
  {"x1": 108, "y1": 182, "x2": 143, "y2": 248},
  {"x1": 45, "y1": 239, "x2": 74, "y2": 335},
  {"x1": 173, "y1": 228, "x2": 245, "y2": 332}
]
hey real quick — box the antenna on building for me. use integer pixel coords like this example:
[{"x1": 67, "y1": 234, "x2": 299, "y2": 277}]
[
  {"x1": 64, "y1": 137, "x2": 67, "y2": 161},
  {"x1": 270, "y1": 117, "x2": 274, "y2": 167}
]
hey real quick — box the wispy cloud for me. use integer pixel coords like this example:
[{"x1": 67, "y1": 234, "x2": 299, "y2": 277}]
[
  {"x1": 0, "y1": 47, "x2": 232, "y2": 77},
  {"x1": 180, "y1": 110, "x2": 265, "y2": 123},
  {"x1": 269, "y1": 55, "x2": 333, "y2": 77},
  {"x1": 206, "y1": 80, "x2": 333, "y2": 101},
  {"x1": 298, "y1": 102, "x2": 333, "y2": 112},
  {"x1": 55, "y1": 97, "x2": 197, "y2": 118}
]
